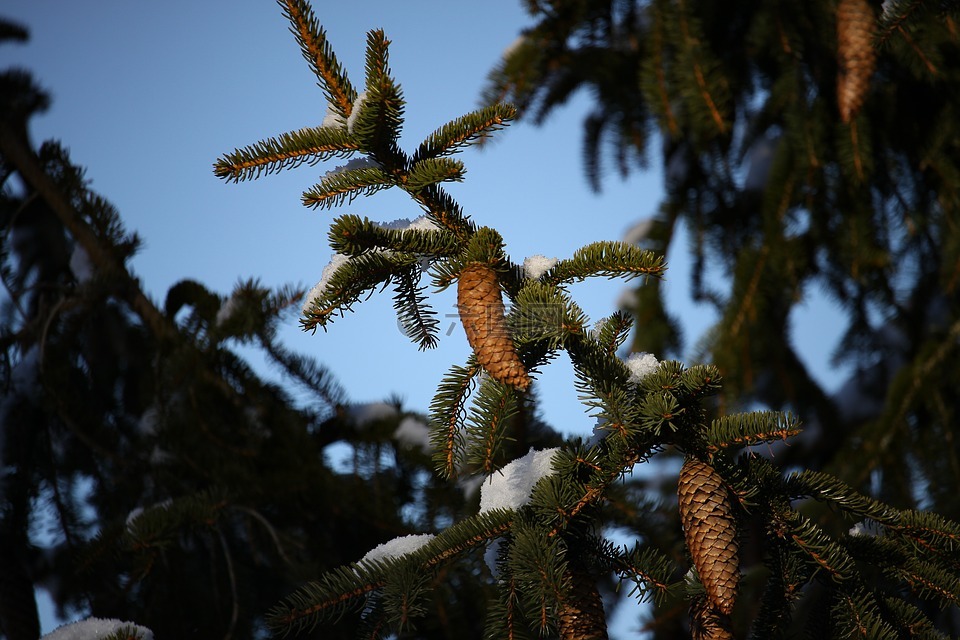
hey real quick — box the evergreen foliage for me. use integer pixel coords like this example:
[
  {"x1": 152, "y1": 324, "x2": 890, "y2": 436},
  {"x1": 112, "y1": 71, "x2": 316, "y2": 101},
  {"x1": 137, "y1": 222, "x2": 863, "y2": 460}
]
[
  {"x1": 212, "y1": 1, "x2": 960, "y2": 637},
  {"x1": 1, "y1": 13, "x2": 495, "y2": 640},
  {"x1": 4, "y1": 1, "x2": 960, "y2": 639},
  {"x1": 483, "y1": 0, "x2": 960, "y2": 520}
]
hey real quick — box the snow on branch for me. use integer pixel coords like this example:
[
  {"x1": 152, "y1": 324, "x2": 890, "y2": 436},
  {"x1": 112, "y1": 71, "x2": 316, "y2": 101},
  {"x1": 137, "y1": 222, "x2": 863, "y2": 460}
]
[
  {"x1": 41, "y1": 618, "x2": 153, "y2": 640},
  {"x1": 479, "y1": 448, "x2": 561, "y2": 513},
  {"x1": 358, "y1": 533, "x2": 436, "y2": 567}
]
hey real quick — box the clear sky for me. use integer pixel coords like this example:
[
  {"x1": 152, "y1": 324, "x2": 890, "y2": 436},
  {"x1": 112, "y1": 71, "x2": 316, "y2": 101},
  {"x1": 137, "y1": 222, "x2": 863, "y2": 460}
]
[{"x1": 4, "y1": 1, "x2": 847, "y2": 636}]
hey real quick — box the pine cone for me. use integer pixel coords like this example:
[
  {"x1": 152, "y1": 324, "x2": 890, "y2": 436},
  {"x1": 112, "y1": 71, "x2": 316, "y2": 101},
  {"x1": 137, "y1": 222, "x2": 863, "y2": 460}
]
[
  {"x1": 690, "y1": 593, "x2": 734, "y2": 640},
  {"x1": 457, "y1": 263, "x2": 530, "y2": 390},
  {"x1": 837, "y1": 0, "x2": 876, "y2": 123},
  {"x1": 558, "y1": 565, "x2": 608, "y2": 640},
  {"x1": 678, "y1": 457, "x2": 740, "y2": 615}
]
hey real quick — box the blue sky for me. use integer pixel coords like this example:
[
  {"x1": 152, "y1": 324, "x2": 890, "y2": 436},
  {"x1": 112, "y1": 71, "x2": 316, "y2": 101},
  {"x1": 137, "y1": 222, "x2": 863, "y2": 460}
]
[{"x1": 4, "y1": 1, "x2": 847, "y2": 636}]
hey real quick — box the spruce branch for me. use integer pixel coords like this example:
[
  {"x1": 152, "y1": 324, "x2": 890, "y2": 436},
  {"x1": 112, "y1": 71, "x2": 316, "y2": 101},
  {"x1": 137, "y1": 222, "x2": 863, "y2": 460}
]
[
  {"x1": 301, "y1": 163, "x2": 393, "y2": 209},
  {"x1": 510, "y1": 281, "x2": 588, "y2": 351},
  {"x1": 706, "y1": 410, "x2": 803, "y2": 452},
  {"x1": 277, "y1": 0, "x2": 356, "y2": 115},
  {"x1": 880, "y1": 597, "x2": 951, "y2": 639},
  {"x1": 212, "y1": 126, "x2": 359, "y2": 183},
  {"x1": 301, "y1": 251, "x2": 416, "y2": 332},
  {"x1": 775, "y1": 509, "x2": 858, "y2": 583},
  {"x1": 413, "y1": 103, "x2": 518, "y2": 162},
  {"x1": 544, "y1": 241, "x2": 666, "y2": 285},
  {"x1": 591, "y1": 311, "x2": 634, "y2": 357},
  {"x1": 392, "y1": 265, "x2": 439, "y2": 350},
  {"x1": 267, "y1": 509, "x2": 513, "y2": 635},
  {"x1": 464, "y1": 376, "x2": 519, "y2": 474},
  {"x1": 405, "y1": 157, "x2": 466, "y2": 192},
  {"x1": 785, "y1": 470, "x2": 900, "y2": 525},
  {"x1": 610, "y1": 542, "x2": 677, "y2": 605},
  {"x1": 508, "y1": 520, "x2": 570, "y2": 635},
  {"x1": 672, "y1": 0, "x2": 731, "y2": 137},
  {"x1": 350, "y1": 47, "x2": 405, "y2": 157},
  {"x1": 429, "y1": 358, "x2": 482, "y2": 478}
]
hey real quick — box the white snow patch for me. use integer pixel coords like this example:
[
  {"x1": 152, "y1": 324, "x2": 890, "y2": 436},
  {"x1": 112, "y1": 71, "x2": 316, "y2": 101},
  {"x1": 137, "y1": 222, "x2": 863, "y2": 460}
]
[
  {"x1": 522, "y1": 255, "x2": 558, "y2": 280},
  {"x1": 321, "y1": 103, "x2": 346, "y2": 129},
  {"x1": 479, "y1": 448, "x2": 561, "y2": 513},
  {"x1": 394, "y1": 416, "x2": 431, "y2": 451},
  {"x1": 502, "y1": 35, "x2": 526, "y2": 60},
  {"x1": 623, "y1": 218, "x2": 655, "y2": 245},
  {"x1": 40, "y1": 617, "x2": 153, "y2": 640},
  {"x1": 375, "y1": 215, "x2": 440, "y2": 232},
  {"x1": 849, "y1": 520, "x2": 882, "y2": 537},
  {"x1": 323, "y1": 156, "x2": 379, "y2": 180},
  {"x1": 347, "y1": 91, "x2": 368, "y2": 133},
  {"x1": 624, "y1": 352, "x2": 659, "y2": 383},
  {"x1": 302, "y1": 253, "x2": 351, "y2": 314},
  {"x1": 125, "y1": 499, "x2": 173, "y2": 532},
  {"x1": 348, "y1": 402, "x2": 398, "y2": 427},
  {"x1": 359, "y1": 533, "x2": 435, "y2": 566}
]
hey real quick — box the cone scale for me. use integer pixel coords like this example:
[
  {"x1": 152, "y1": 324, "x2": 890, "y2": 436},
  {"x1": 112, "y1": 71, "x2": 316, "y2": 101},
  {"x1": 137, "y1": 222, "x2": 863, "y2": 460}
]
[
  {"x1": 678, "y1": 457, "x2": 740, "y2": 616},
  {"x1": 457, "y1": 263, "x2": 530, "y2": 390},
  {"x1": 837, "y1": 0, "x2": 876, "y2": 122}
]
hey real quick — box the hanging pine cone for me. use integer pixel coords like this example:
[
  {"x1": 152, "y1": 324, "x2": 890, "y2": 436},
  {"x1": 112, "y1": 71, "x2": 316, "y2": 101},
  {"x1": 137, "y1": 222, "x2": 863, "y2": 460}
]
[
  {"x1": 690, "y1": 593, "x2": 734, "y2": 640},
  {"x1": 678, "y1": 457, "x2": 740, "y2": 616},
  {"x1": 457, "y1": 262, "x2": 530, "y2": 390},
  {"x1": 837, "y1": 0, "x2": 877, "y2": 123},
  {"x1": 557, "y1": 564, "x2": 608, "y2": 640}
]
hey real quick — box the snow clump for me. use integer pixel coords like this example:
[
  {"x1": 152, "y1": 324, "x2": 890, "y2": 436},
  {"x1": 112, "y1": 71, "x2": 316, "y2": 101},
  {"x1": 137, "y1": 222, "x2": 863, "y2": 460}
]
[
  {"x1": 41, "y1": 617, "x2": 153, "y2": 640},
  {"x1": 624, "y1": 352, "x2": 659, "y2": 383},
  {"x1": 358, "y1": 533, "x2": 436, "y2": 567},
  {"x1": 479, "y1": 447, "x2": 561, "y2": 513},
  {"x1": 302, "y1": 253, "x2": 351, "y2": 314},
  {"x1": 522, "y1": 254, "x2": 558, "y2": 280}
]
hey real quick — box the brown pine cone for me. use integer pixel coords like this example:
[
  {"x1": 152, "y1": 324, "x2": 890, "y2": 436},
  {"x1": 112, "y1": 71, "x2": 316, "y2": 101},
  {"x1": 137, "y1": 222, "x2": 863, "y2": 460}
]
[
  {"x1": 690, "y1": 593, "x2": 734, "y2": 640},
  {"x1": 837, "y1": 0, "x2": 877, "y2": 122},
  {"x1": 457, "y1": 263, "x2": 530, "y2": 390},
  {"x1": 558, "y1": 564, "x2": 608, "y2": 640},
  {"x1": 678, "y1": 457, "x2": 740, "y2": 616}
]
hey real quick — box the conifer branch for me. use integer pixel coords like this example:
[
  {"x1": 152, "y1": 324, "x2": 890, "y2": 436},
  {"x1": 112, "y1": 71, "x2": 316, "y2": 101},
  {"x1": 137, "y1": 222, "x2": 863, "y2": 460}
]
[
  {"x1": 405, "y1": 157, "x2": 466, "y2": 192},
  {"x1": 776, "y1": 510, "x2": 857, "y2": 582},
  {"x1": 429, "y1": 359, "x2": 481, "y2": 478},
  {"x1": 392, "y1": 266, "x2": 439, "y2": 350},
  {"x1": 644, "y1": 2, "x2": 679, "y2": 137},
  {"x1": 268, "y1": 510, "x2": 513, "y2": 636},
  {"x1": 544, "y1": 241, "x2": 666, "y2": 285},
  {"x1": 592, "y1": 311, "x2": 633, "y2": 357},
  {"x1": 674, "y1": 0, "x2": 729, "y2": 136},
  {"x1": 510, "y1": 282, "x2": 587, "y2": 350},
  {"x1": 278, "y1": 0, "x2": 356, "y2": 115},
  {"x1": 410, "y1": 185, "x2": 475, "y2": 241},
  {"x1": 350, "y1": 50, "x2": 405, "y2": 156},
  {"x1": 464, "y1": 376, "x2": 518, "y2": 474},
  {"x1": 301, "y1": 164, "x2": 393, "y2": 209},
  {"x1": 706, "y1": 411, "x2": 802, "y2": 452},
  {"x1": 301, "y1": 252, "x2": 415, "y2": 331},
  {"x1": 327, "y1": 214, "x2": 459, "y2": 256},
  {"x1": 413, "y1": 103, "x2": 517, "y2": 162},
  {"x1": 213, "y1": 126, "x2": 359, "y2": 183},
  {"x1": 610, "y1": 543, "x2": 677, "y2": 604},
  {"x1": 785, "y1": 470, "x2": 900, "y2": 524}
]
